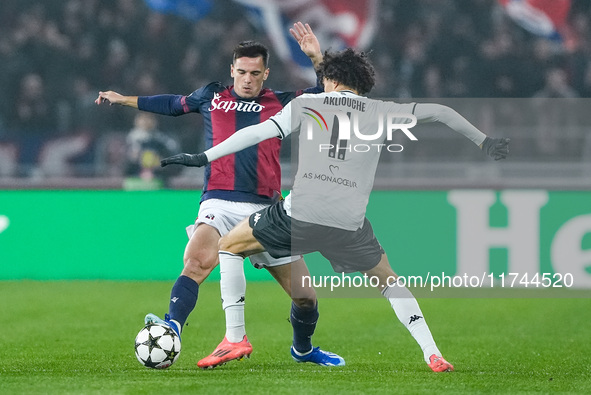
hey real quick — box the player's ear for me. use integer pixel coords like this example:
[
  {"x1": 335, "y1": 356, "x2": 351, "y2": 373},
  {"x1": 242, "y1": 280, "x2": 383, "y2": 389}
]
[
  {"x1": 263, "y1": 68, "x2": 269, "y2": 80},
  {"x1": 230, "y1": 64, "x2": 235, "y2": 77}
]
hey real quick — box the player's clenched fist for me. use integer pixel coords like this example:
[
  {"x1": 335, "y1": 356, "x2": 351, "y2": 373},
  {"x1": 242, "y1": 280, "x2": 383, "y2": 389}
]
[
  {"x1": 161, "y1": 153, "x2": 209, "y2": 167},
  {"x1": 95, "y1": 91, "x2": 139, "y2": 108}
]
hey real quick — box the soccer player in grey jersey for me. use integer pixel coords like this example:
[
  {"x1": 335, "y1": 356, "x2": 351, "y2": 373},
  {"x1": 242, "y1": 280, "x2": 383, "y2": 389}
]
[{"x1": 161, "y1": 48, "x2": 509, "y2": 371}]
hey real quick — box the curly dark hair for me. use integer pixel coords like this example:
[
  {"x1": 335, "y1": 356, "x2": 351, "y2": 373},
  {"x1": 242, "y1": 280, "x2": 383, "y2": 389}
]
[
  {"x1": 233, "y1": 41, "x2": 270, "y2": 67},
  {"x1": 318, "y1": 48, "x2": 376, "y2": 95}
]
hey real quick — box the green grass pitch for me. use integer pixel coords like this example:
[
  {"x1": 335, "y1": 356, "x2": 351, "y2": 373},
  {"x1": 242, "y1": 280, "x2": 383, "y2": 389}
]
[{"x1": 1, "y1": 281, "x2": 590, "y2": 394}]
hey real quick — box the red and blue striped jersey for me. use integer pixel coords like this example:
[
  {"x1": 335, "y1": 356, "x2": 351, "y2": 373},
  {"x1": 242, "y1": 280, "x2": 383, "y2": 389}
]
[{"x1": 138, "y1": 82, "x2": 321, "y2": 204}]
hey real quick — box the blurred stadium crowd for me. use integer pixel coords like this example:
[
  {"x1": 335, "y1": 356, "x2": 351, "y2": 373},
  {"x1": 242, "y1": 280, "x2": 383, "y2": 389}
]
[{"x1": 0, "y1": 0, "x2": 590, "y2": 183}]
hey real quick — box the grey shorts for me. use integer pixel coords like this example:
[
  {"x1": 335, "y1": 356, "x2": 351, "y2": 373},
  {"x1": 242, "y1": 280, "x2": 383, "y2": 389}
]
[{"x1": 249, "y1": 201, "x2": 384, "y2": 273}]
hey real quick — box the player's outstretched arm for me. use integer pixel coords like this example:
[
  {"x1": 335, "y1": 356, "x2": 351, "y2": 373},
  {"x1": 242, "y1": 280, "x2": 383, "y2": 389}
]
[
  {"x1": 290, "y1": 22, "x2": 323, "y2": 69},
  {"x1": 95, "y1": 91, "x2": 139, "y2": 108},
  {"x1": 161, "y1": 118, "x2": 282, "y2": 168},
  {"x1": 97, "y1": 91, "x2": 190, "y2": 116},
  {"x1": 414, "y1": 103, "x2": 510, "y2": 160}
]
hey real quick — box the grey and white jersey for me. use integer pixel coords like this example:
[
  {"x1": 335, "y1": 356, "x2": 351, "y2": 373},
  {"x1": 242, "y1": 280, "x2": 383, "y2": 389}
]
[
  {"x1": 270, "y1": 91, "x2": 486, "y2": 230},
  {"x1": 271, "y1": 91, "x2": 416, "y2": 230},
  {"x1": 204, "y1": 90, "x2": 486, "y2": 231}
]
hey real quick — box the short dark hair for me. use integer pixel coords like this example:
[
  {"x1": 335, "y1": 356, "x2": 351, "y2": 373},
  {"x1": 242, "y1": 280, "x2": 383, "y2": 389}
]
[
  {"x1": 233, "y1": 41, "x2": 269, "y2": 68},
  {"x1": 318, "y1": 48, "x2": 376, "y2": 95}
]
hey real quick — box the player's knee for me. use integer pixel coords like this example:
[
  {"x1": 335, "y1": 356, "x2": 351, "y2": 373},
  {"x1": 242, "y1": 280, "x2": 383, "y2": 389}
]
[
  {"x1": 292, "y1": 295, "x2": 316, "y2": 310},
  {"x1": 183, "y1": 252, "x2": 218, "y2": 277},
  {"x1": 218, "y1": 235, "x2": 230, "y2": 251},
  {"x1": 218, "y1": 235, "x2": 239, "y2": 254}
]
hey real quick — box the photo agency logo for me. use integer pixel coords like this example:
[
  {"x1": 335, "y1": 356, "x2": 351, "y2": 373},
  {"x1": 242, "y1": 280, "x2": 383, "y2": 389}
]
[{"x1": 302, "y1": 101, "x2": 418, "y2": 158}]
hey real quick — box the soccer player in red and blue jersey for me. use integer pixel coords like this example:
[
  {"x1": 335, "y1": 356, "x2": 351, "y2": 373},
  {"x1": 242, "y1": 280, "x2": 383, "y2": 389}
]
[{"x1": 96, "y1": 23, "x2": 345, "y2": 369}]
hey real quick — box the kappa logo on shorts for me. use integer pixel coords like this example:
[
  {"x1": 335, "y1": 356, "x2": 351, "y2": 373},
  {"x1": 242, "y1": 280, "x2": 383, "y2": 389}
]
[
  {"x1": 253, "y1": 213, "x2": 261, "y2": 226},
  {"x1": 408, "y1": 314, "x2": 423, "y2": 324},
  {"x1": 205, "y1": 214, "x2": 215, "y2": 220}
]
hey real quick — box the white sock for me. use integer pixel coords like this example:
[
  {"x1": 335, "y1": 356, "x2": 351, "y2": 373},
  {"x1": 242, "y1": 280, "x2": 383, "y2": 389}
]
[
  {"x1": 382, "y1": 284, "x2": 441, "y2": 363},
  {"x1": 291, "y1": 348, "x2": 312, "y2": 357},
  {"x1": 219, "y1": 251, "x2": 247, "y2": 343}
]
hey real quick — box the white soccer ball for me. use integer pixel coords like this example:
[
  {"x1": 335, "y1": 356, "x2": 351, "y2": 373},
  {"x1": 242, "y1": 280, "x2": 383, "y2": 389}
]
[{"x1": 134, "y1": 323, "x2": 181, "y2": 369}]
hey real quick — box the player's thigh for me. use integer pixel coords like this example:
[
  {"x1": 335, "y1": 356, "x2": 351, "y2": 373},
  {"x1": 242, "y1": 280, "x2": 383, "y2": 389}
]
[
  {"x1": 219, "y1": 217, "x2": 265, "y2": 256},
  {"x1": 190, "y1": 198, "x2": 262, "y2": 237},
  {"x1": 184, "y1": 223, "x2": 221, "y2": 266},
  {"x1": 316, "y1": 219, "x2": 383, "y2": 274},
  {"x1": 185, "y1": 198, "x2": 263, "y2": 262}
]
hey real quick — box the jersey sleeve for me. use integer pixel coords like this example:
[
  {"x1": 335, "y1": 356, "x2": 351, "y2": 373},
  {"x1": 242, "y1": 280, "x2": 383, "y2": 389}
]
[
  {"x1": 203, "y1": 118, "x2": 282, "y2": 163},
  {"x1": 411, "y1": 102, "x2": 487, "y2": 146},
  {"x1": 137, "y1": 94, "x2": 186, "y2": 116},
  {"x1": 183, "y1": 82, "x2": 222, "y2": 113},
  {"x1": 137, "y1": 82, "x2": 220, "y2": 116},
  {"x1": 269, "y1": 100, "x2": 294, "y2": 139}
]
